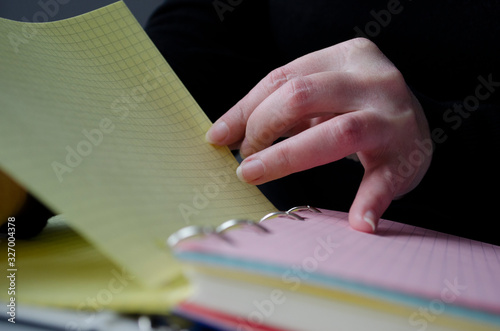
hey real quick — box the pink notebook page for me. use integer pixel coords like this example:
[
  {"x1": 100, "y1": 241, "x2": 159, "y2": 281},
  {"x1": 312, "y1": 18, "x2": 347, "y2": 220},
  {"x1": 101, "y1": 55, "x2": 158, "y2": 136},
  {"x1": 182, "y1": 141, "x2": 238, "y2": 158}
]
[{"x1": 176, "y1": 208, "x2": 500, "y2": 315}]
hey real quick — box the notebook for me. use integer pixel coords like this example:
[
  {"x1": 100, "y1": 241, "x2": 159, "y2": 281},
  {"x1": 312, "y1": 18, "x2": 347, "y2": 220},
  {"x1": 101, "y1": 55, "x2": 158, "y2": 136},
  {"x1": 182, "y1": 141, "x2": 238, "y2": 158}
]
[
  {"x1": 0, "y1": 0, "x2": 275, "y2": 313},
  {"x1": 168, "y1": 207, "x2": 500, "y2": 331},
  {"x1": 0, "y1": 3, "x2": 499, "y2": 330}
]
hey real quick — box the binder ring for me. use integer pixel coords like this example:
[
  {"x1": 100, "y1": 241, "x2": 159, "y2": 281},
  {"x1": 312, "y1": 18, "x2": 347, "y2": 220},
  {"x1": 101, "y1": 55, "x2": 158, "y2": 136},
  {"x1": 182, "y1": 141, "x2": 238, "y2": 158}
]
[
  {"x1": 167, "y1": 206, "x2": 320, "y2": 247},
  {"x1": 167, "y1": 225, "x2": 214, "y2": 247},
  {"x1": 216, "y1": 219, "x2": 270, "y2": 234},
  {"x1": 259, "y1": 211, "x2": 305, "y2": 223},
  {"x1": 287, "y1": 205, "x2": 322, "y2": 214}
]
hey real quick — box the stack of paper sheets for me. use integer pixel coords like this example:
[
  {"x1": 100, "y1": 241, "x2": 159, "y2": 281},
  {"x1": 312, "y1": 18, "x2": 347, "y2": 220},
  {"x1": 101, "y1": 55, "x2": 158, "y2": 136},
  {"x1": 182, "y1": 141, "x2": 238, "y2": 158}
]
[{"x1": 0, "y1": 0, "x2": 276, "y2": 313}]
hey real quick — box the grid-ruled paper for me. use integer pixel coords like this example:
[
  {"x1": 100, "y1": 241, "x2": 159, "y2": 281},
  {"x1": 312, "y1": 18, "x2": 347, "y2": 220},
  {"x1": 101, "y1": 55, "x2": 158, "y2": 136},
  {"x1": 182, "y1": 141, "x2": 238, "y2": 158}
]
[
  {"x1": 177, "y1": 209, "x2": 500, "y2": 318},
  {"x1": 0, "y1": 217, "x2": 189, "y2": 313},
  {"x1": 0, "y1": 0, "x2": 275, "y2": 290}
]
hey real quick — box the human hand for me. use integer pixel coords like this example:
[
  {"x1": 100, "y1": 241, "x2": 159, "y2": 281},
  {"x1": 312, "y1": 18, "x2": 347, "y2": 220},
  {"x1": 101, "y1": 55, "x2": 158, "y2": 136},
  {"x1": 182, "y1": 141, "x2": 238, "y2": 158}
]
[{"x1": 206, "y1": 38, "x2": 432, "y2": 233}]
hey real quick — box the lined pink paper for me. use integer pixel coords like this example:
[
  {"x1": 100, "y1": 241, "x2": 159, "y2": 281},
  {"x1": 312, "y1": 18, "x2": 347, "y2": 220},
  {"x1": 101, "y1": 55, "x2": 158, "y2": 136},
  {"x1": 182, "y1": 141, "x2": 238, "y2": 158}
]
[{"x1": 178, "y1": 209, "x2": 500, "y2": 314}]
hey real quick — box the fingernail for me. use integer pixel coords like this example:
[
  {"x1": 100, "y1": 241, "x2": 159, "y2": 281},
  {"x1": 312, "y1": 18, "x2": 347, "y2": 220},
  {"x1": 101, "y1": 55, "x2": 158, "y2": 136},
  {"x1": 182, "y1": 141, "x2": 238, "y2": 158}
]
[
  {"x1": 236, "y1": 159, "x2": 265, "y2": 183},
  {"x1": 363, "y1": 210, "x2": 377, "y2": 233},
  {"x1": 206, "y1": 121, "x2": 229, "y2": 144}
]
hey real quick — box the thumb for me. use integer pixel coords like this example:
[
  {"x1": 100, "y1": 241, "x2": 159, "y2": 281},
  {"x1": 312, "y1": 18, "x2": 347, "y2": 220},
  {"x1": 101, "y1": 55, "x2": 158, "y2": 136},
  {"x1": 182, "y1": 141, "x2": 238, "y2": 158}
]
[{"x1": 348, "y1": 167, "x2": 397, "y2": 233}]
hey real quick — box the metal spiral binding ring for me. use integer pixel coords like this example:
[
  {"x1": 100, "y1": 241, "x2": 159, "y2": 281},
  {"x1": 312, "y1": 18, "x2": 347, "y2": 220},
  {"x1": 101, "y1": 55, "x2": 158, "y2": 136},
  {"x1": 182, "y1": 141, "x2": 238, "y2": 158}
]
[
  {"x1": 216, "y1": 219, "x2": 270, "y2": 234},
  {"x1": 167, "y1": 219, "x2": 269, "y2": 248},
  {"x1": 259, "y1": 205, "x2": 321, "y2": 223},
  {"x1": 287, "y1": 205, "x2": 322, "y2": 214},
  {"x1": 166, "y1": 225, "x2": 215, "y2": 248},
  {"x1": 259, "y1": 211, "x2": 304, "y2": 223},
  {"x1": 167, "y1": 206, "x2": 321, "y2": 247}
]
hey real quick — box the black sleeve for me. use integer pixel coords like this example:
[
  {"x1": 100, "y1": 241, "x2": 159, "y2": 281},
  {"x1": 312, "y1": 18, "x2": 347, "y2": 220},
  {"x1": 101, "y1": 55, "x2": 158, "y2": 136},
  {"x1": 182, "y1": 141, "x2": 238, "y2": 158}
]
[
  {"x1": 390, "y1": 86, "x2": 500, "y2": 244},
  {"x1": 145, "y1": 0, "x2": 280, "y2": 122}
]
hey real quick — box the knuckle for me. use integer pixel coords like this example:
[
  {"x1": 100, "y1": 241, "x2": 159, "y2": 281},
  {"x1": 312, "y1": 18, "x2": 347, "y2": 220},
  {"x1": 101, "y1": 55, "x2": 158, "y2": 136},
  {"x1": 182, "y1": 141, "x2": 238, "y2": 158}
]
[
  {"x1": 245, "y1": 122, "x2": 276, "y2": 151},
  {"x1": 380, "y1": 68, "x2": 414, "y2": 109},
  {"x1": 233, "y1": 100, "x2": 248, "y2": 121},
  {"x1": 264, "y1": 66, "x2": 296, "y2": 93},
  {"x1": 329, "y1": 115, "x2": 364, "y2": 148},
  {"x1": 248, "y1": 76, "x2": 318, "y2": 152},
  {"x1": 274, "y1": 143, "x2": 294, "y2": 172},
  {"x1": 345, "y1": 37, "x2": 380, "y2": 56},
  {"x1": 344, "y1": 38, "x2": 403, "y2": 85},
  {"x1": 350, "y1": 37, "x2": 377, "y2": 50},
  {"x1": 282, "y1": 76, "x2": 314, "y2": 111},
  {"x1": 380, "y1": 66, "x2": 406, "y2": 89},
  {"x1": 248, "y1": 133, "x2": 270, "y2": 150}
]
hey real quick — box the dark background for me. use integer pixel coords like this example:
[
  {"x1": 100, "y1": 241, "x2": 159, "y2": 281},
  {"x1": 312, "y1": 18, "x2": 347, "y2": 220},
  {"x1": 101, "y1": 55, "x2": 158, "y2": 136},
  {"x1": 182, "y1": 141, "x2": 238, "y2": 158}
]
[{"x1": 0, "y1": 0, "x2": 163, "y2": 26}]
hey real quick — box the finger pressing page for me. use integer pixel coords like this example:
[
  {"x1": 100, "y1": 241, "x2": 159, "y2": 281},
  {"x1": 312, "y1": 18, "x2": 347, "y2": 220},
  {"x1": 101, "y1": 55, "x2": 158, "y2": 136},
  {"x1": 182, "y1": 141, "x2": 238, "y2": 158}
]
[
  {"x1": 236, "y1": 110, "x2": 383, "y2": 185},
  {"x1": 348, "y1": 167, "x2": 397, "y2": 233},
  {"x1": 239, "y1": 71, "x2": 368, "y2": 158}
]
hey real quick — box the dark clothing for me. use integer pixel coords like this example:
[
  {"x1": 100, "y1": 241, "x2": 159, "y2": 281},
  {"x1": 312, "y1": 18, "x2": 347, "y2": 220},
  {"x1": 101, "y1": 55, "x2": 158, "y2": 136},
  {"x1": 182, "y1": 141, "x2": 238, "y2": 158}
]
[{"x1": 145, "y1": 0, "x2": 500, "y2": 244}]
